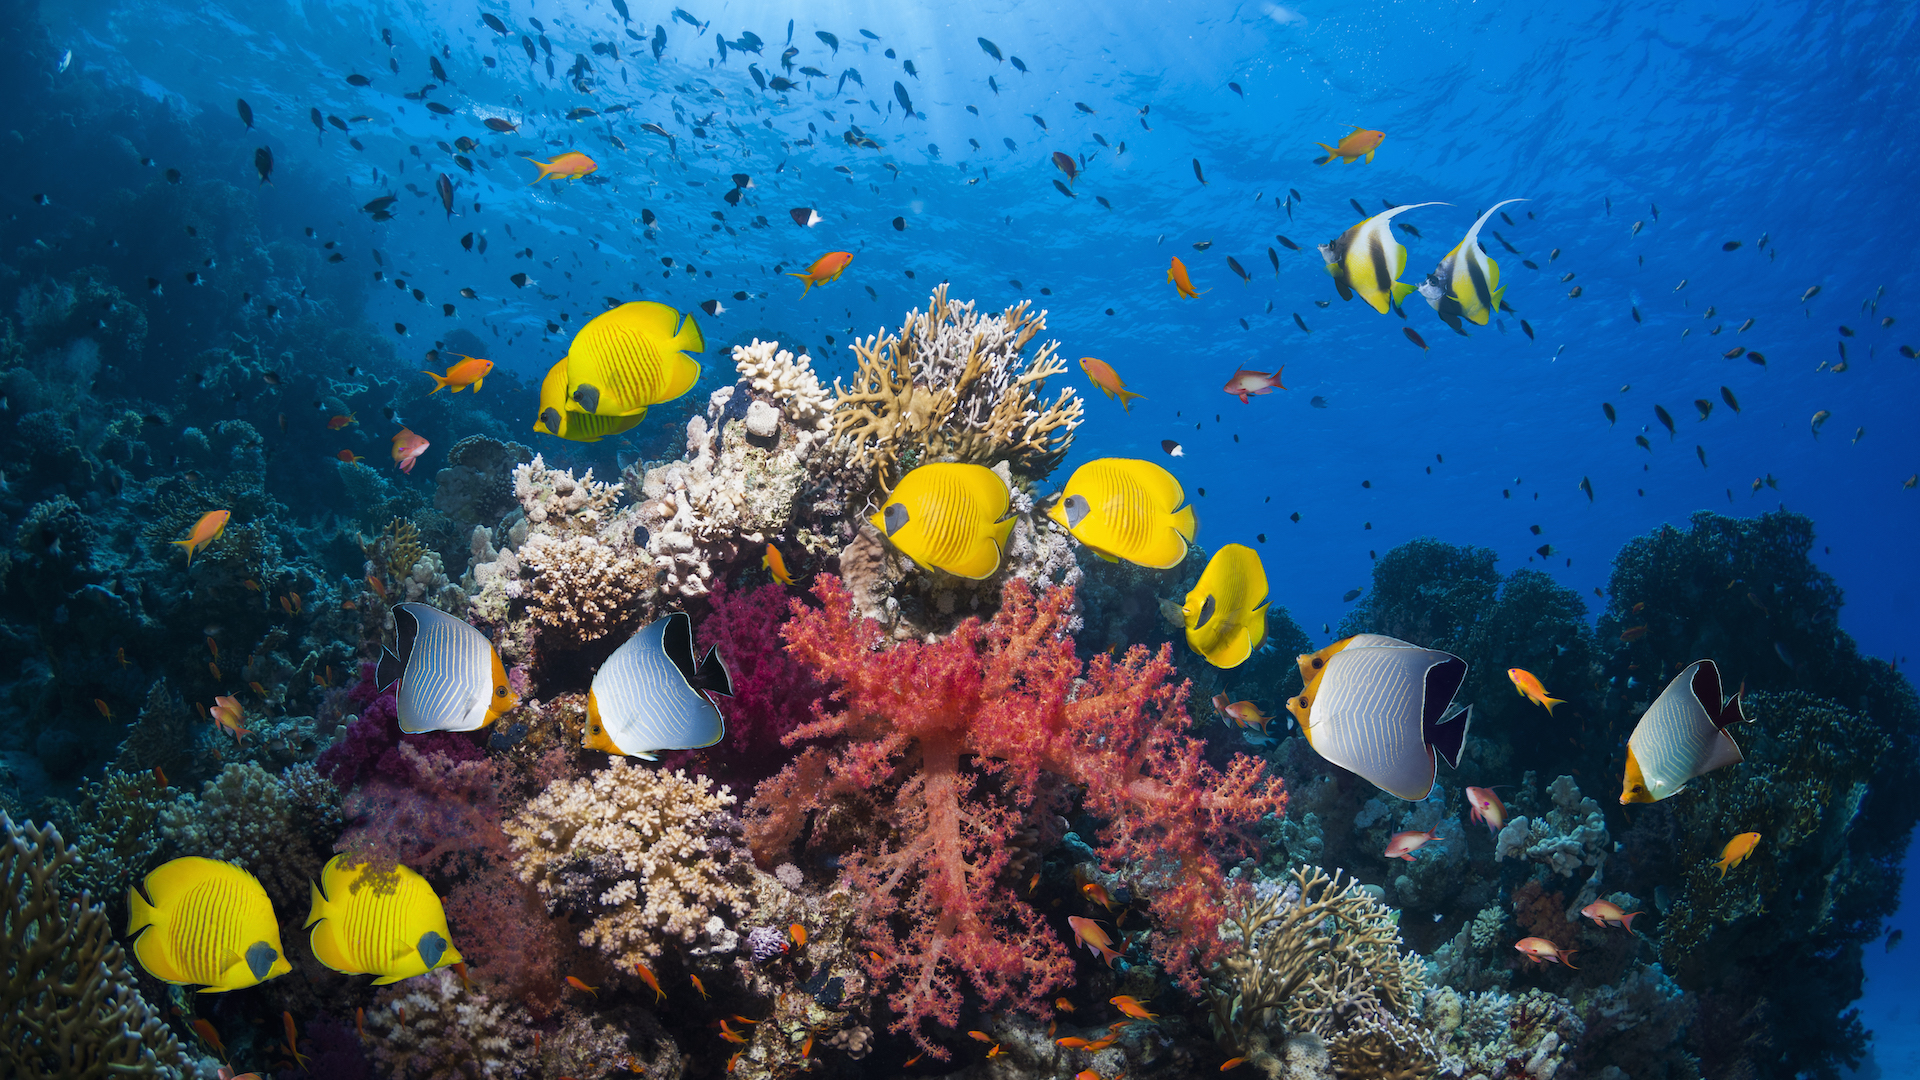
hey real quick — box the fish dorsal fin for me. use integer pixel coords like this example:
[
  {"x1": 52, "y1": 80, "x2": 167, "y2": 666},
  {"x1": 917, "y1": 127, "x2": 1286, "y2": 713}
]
[
  {"x1": 693, "y1": 645, "x2": 733, "y2": 698},
  {"x1": 1421, "y1": 653, "x2": 1469, "y2": 735},
  {"x1": 376, "y1": 606, "x2": 419, "y2": 690},
  {"x1": 1429, "y1": 702, "x2": 1473, "y2": 770},
  {"x1": 659, "y1": 612, "x2": 700, "y2": 682}
]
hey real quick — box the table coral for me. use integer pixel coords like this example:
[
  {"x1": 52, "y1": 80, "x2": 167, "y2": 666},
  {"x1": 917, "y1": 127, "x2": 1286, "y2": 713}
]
[
  {"x1": 746, "y1": 575, "x2": 1285, "y2": 1057},
  {"x1": 505, "y1": 759, "x2": 750, "y2": 967},
  {"x1": 829, "y1": 283, "x2": 1084, "y2": 494},
  {"x1": 1, "y1": 813, "x2": 184, "y2": 1078}
]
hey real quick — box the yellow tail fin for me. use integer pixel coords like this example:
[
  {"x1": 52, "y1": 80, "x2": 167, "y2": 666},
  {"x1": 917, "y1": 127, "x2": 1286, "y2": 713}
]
[
  {"x1": 420, "y1": 370, "x2": 451, "y2": 395},
  {"x1": 1117, "y1": 388, "x2": 1145, "y2": 413}
]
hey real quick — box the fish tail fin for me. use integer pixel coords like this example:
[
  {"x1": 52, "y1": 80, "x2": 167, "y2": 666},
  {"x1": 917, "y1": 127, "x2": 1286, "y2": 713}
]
[
  {"x1": 693, "y1": 646, "x2": 734, "y2": 698},
  {"x1": 1117, "y1": 388, "x2": 1145, "y2": 412},
  {"x1": 374, "y1": 645, "x2": 405, "y2": 691},
  {"x1": 1542, "y1": 695, "x2": 1565, "y2": 715},
  {"x1": 1390, "y1": 281, "x2": 1418, "y2": 309},
  {"x1": 1099, "y1": 943, "x2": 1121, "y2": 967},
  {"x1": 421, "y1": 370, "x2": 451, "y2": 394},
  {"x1": 1314, "y1": 143, "x2": 1337, "y2": 164},
  {"x1": 1621, "y1": 911, "x2": 1645, "y2": 935},
  {"x1": 1562, "y1": 949, "x2": 1579, "y2": 970},
  {"x1": 170, "y1": 538, "x2": 196, "y2": 567},
  {"x1": 789, "y1": 273, "x2": 813, "y2": 296}
]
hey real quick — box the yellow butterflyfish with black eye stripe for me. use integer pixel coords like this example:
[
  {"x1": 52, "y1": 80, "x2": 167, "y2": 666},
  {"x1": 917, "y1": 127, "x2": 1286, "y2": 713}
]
[
  {"x1": 1319, "y1": 202, "x2": 1448, "y2": 314},
  {"x1": 532, "y1": 358, "x2": 644, "y2": 442},
  {"x1": 127, "y1": 857, "x2": 290, "y2": 992},
  {"x1": 1182, "y1": 544, "x2": 1268, "y2": 668},
  {"x1": 306, "y1": 855, "x2": 463, "y2": 984},
  {"x1": 1047, "y1": 458, "x2": 1196, "y2": 569},
  {"x1": 871, "y1": 463, "x2": 1014, "y2": 580},
  {"x1": 563, "y1": 301, "x2": 704, "y2": 418}
]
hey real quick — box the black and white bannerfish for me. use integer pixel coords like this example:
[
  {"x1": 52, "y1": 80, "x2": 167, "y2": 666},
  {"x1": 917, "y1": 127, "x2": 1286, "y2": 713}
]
[
  {"x1": 1319, "y1": 202, "x2": 1447, "y2": 314},
  {"x1": 1286, "y1": 633, "x2": 1472, "y2": 800},
  {"x1": 585, "y1": 613, "x2": 732, "y2": 759},
  {"x1": 374, "y1": 603, "x2": 519, "y2": 733},
  {"x1": 1420, "y1": 198, "x2": 1529, "y2": 335},
  {"x1": 1620, "y1": 659, "x2": 1750, "y2": 804}
]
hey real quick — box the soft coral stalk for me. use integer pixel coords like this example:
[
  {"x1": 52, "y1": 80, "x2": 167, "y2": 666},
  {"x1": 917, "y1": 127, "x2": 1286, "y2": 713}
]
[{"x1": 746, "y1": 575, "x2": 1285, "y2": 1057}]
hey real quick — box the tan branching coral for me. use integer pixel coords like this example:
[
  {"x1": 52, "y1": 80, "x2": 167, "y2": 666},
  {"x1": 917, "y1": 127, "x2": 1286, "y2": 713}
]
[
  {"x1": 1209, "y1": 865, "x2": 1429, "y2": 1070},
  {"x1": 1, "y1": 814, "x2": 184, "y2": 1078},
  {"x1": 504, "y1": 760, "x2": 749, "y2": 967},
  {"x1": 517, "y1": 532, "x2": 651, "y2": 643},
  {"x1": 831, "y1": 284, "x2": 1083, "y2": 493},
  {"x1": 364, "y1": 967, "x2": 530, "y2": 1079}
]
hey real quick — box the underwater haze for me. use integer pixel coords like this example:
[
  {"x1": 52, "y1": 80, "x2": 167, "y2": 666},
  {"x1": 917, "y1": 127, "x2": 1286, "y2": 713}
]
[{"x1": 2, "y1": 0, "x2": 1919, "y2": 1076}]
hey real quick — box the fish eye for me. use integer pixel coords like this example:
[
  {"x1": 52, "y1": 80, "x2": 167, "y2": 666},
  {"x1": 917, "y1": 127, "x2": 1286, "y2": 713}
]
[
  {"x1": 1311, "y1": 657, "x2": 1324, "y2": 669},
  {"x1": 882, "y1": 502, "x2": 910, "y2": 536},
  {"x1": 540, "y1": 407, "x2": 560, "y2": 432},
  {"x1": 496, "y1": 685, "x2": 508, "y2": 697},
  {"x1": 1062, "y1": 494, "x2": 1090, "y2": 529}
]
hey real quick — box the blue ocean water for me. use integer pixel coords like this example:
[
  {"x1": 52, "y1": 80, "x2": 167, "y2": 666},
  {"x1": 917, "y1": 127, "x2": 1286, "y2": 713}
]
[{"x1": 7, "y1": 0, "x2": 1920, "y2": 1074}]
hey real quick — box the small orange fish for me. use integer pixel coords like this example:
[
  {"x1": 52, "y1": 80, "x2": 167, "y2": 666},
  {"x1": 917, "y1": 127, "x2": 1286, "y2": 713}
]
[
  {"x1": 117, "y1": 647, "x2": 130, "y2": 667},
  {"x1": 423, "y1": 353, "x2": 493, "y2": 394},
  {"x1": 690, "y1": 972, "x2": 709, "y2": 999},
  {"x1": 172, "y1": 510, "x2": 231, "y2": 567},
  {"x1": 904, "y1": 1053, "x2": 923, "y2": 1067},
  {"x1": 1086, "y1": 1036, "x2": 1118, "y2": 1049},
  {"x1": 726, "y1": 1050, "x2": 743, "y2": 1073},
  {"x1": 248, "y1": 681, "x2": 267, "y2": 697},
  {"x1": 802, "y1": 1035, "x2": 813, "y2": 1057},
  {"x1": 1222, "y1": 367, "x2": 1286, "y2": 403},
  {"x1": 192, "y1": 1017, "x2": 227, "y2": 1061},
  {"x1": 327, "y1": 412, "x2": 358, "y2": 430},
  {"x1": 968, "y1": 1031, "x2": 994, "y2": 1043},
  {"x1": 1513, "y1": 936, "x2": 1579, "y2": 969},
  {"x1": 1580, "y1": 899, "x2": 1646, "y2": 934},
  {"x1": 763, "y1": 544, "x2": 794, "y2": 586},
  {"x1": 566, "y1": 975, "x2": 598, "y2": 997},
  {"x1": 1507, "y1": 668, "x2": 1566, "y2": 714},
  {"x1": 94, "y1": 698, "x2": 113, "y2": 719},
  {"x1": 718, "y1": 1020, "x2": 748, "y2": 1045},
  {"x1": 210, "y1": 695, "x2": 249, "y2": 744},
  {"x1": 525, "y1": 150, "x2": 598, "y2": 183},
  {"x1": 1221, "y1": 1058, "x2": 1248, "y2": 1071},
  {"x1": 1110, "y1": 994, "x2": 1159, "y2": 1021},
  {"x1": 1465, "y1": 786, "x2": 1507, "y2": 833},
  {"x1": 355, "y1": 1007, "x2": 366, "y2": 1041},
  {"x1": 154, "y1": 766, "x2": 169, "y2": 787},
  {"x1": 1211, "y1": 693, "x2": 1271, "y2": 733},
  {"x1": 1715, "y1": 832, "x2": 1761, "y2": 877},
  {"x1": 728, "y1": 1014, "x2": 761, "y2": 1025},
  {"x1": 391, "y1": 428, "x2": 430, "y2": 474},
  {"x1": 1383, "y1": 828, "x2": 1441, "y2": 861},
  {"x1": 1054, "y1": 997, "x2": 1075, "y2": 1013},
  {"x1": 789, "y1": 251, "x2": 854, "y2": 296},
  {"x1": 451, "y1": 961, "x2": 470, "y2": 990},
  {"x1": 1076, "y1": 1070, "x2": 1105, "y2": 1080},
  {"x1": 634, "y1": 960, "x2": 664, "y2": 1001},
  {"x1": 283, "y1": 1012, "x2": 311, "y2": 1071},
  {"x1": 1067, "y1": 915, "x2": 1122, "y2": 967},
  {"x1": 1620, "y1": 624, "x2": 1650, "y2": 642},
  {"x1": 367, "y1": 574, "x2": 389, "y2": 600},
  {"x1": 206, "y1": 636, "x2": 219, "y2": 660},
  {"x1": 337, "y1": 449, "x2": 365, "y2": 464},
  {"x1": 1632, "y1": 601, "x2": 1647, "y2": 612},
  {"x1": 290, "y1": 591, "x2": 303, "y2": 613},
  {"x1": 1082, "y1": 881, "x2": 1119, "y2": 911},
  {"x1": 244, "y1": 579, "x2": 261, "y2": 591},
  {"x1": 208, "y1": 661, "x2": 223, "y2": 681},
  {"x1": 789, "y1": 922, "x2": 807, "y2": 949},
  {"x1": 1314, "y1": 126, "x2": 1386, "y2": 165},
  {"x1": 279, "y1": 595, "x2": 294, "y2": 615},
  {"x1": 1056, "y1": 1037, "x2": 1093, "y2": 1049},
  {"x1": 1168, "y1": 255, "x2": 1207, "y2": 299},
  {"x1": 986, "y1": 1043, "x2": 1003, "y2": 1058},
  {"x1": 1028, "y1": 872, "x2": 1041, "y2": 894},
  {"x1": 1078, "y1": 357, "x2": 1145, "y2": 413}
]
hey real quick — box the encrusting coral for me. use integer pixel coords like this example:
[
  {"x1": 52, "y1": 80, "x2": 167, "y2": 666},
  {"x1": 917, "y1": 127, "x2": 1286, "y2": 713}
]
[
  {"x1": 505, "y1": 759, "x2": 750, "y2": 967},
  {"x1": 1, "y1": 813, "x2": 184, "y2": 1078},
  {"x1": 746, "y1": 575, "x2": 1286, "y2": 1058},
  {"x1": 829, "y1": 283, "x2": 1084, "y2": 494}
]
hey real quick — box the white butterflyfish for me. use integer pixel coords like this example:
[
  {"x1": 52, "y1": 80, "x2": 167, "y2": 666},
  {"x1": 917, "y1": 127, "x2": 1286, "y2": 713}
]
[
  {"x1": 1620, "y1": 659, "x2": 1749, "y2": 804},
  {"x1": 1286, "y1": 633, "x2": 1473, "y2": 800},
  {"x1": 375, "y1": 602, "x2": 518, "y2": 733},
  {"x1": 585, "y1": 612, "x2": 732, "y2": 759}
]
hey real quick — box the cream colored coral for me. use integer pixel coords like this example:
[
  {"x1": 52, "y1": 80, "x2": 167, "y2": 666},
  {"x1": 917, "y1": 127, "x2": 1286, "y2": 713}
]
[
  {"x1": 504, "y1": 760, "x2": 748, "y2": 966},
  {"x1": 830, "y1": 283, "x2": 1084, "y2": 494},
  {"x1": 517, "y1": 532, "x2": 651, "y2": 642},
  {"x1": 364, "y1": 967, "x2": 528, "y2": 1079},
  {"x1": 733, "y1": 338, "x2": 834, "y2": 435},
  {"x1": 511, "y1": 453, "x2": 622, "y2": 529}
]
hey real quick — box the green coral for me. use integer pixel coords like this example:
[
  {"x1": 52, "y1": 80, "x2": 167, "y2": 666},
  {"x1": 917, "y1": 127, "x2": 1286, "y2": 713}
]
[
  {"x1": 1, "y1": 813, "x2": 183, "y2": 1078},
  {"x1": 49, "y1": 768, "x2": 172, "y2": 925}
]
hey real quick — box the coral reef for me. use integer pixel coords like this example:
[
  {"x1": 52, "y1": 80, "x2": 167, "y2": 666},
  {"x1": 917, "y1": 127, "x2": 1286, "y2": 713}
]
[
  {"x1": 747, "y1": 575, "x2": 1285, "y2": 1056},
  {"x1": 1, "y1": 813, "x2": 183, "y2": 1078},
  {"x1": 505, "y1": 760, "x2": 750, "y2": 967},
  {"x1": 829, "y1": 283, "x2": 1084, "y2": 494},
  {"x1": 362, "y1": 968, "x2": 531, "y2": 1080},
  {"x1": 157, "y1": 760, "x2": 335, "y2": 910},
  {"x1": 1495, "y1": 774, "x2": 1610, "y2": 879},
  {"x1": 731, "y1": 338, "x2": 835, "y2": 450}
]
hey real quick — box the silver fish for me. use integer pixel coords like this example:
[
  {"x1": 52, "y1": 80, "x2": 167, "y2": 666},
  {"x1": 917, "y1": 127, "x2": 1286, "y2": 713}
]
[
  {"x1": 1289, "y1": 634, "x2": 1471, "y2": 800},
  {"x1": 586, "y1": 613, "x2": 730, "y2": 759},
  {"x1": 376, "y1": 603, "x2": 518, "y2": 733},
  {"x1": 1622, "y1": 659, "x2": 1748, "y2": 803}
]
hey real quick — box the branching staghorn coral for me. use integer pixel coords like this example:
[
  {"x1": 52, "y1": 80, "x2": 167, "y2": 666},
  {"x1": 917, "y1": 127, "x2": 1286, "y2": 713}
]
[
  {"x1": 504, "y1": 760, "x2": 750, "y2": 967},
  {"x1": 1, "y1": 814, "x2": 183, "y2": 1078},
  {"x1": 831, "y1": 284, "x2": 1083, "y2": 493}
]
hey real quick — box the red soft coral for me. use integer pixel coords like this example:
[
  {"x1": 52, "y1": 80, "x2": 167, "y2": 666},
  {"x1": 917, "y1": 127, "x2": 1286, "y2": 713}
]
[
  {"x1": 690, "y1": 579, "x2": 828, "y2": 785},
  {"x1": 746, "y1": 575, "x2": 1286, "y2": 1057}
]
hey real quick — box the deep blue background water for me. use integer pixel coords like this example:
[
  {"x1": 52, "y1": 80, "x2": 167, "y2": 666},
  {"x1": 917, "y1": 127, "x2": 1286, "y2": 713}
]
[{"x1": 32, "y1": 0, "x2": 1920, "y2": 1069}]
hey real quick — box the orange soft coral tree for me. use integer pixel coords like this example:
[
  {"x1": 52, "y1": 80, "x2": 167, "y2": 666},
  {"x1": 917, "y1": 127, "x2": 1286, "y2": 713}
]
[{"x1": 746, "y1": 575, "x2": 1287, "y2": 1057}]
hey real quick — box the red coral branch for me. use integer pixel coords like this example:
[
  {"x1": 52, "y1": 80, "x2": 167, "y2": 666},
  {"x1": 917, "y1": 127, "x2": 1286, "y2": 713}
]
[{"x1": 745, "y1": 575, "x2": 1286, "y2": 1057}]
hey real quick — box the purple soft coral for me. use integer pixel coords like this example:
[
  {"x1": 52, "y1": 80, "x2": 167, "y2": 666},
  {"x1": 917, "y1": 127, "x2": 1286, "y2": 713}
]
[
  {"x1": 690, "y1": 579, "x2": 828, "y2": 784},
  {"x1": 316, "y1": 661, "x2": 484, "y2": 788}
]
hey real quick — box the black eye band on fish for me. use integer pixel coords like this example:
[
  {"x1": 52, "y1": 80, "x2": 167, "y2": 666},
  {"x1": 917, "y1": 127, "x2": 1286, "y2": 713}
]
[{"x1": 883, "y1": 502, "x2": 910, "y2": 535}]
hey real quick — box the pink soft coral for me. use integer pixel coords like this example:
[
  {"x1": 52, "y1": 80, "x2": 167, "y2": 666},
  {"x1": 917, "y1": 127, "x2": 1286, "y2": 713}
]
[
  {"x1": 746, "y1": 576, "x2": 1286, "y2": 1057},
  {"x1": 691, "y1": 579, "x2": 827, "y2": 785}
]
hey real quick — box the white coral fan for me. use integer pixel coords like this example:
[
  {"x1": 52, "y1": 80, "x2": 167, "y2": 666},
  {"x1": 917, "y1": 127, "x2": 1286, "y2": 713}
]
[
  {"x1": 364, "y1": 967, "x2": 530, "y2": 1080},
  {"x1": 732, "y1": 338, "x2": 834, "y2": 442},
  {"x1": 503, "y1": 760, "x2": 749, "y2": 966}
]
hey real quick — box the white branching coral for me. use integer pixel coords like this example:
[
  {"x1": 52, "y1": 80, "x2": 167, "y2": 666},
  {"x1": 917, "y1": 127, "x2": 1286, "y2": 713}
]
[
  {"x1": 1495, "y1": 774, "x2": 1611, "y2": 877},
  {"x1": 517, "y1": 532, "x2": 651, "y2": 643},
  {"x1": 364, "y1": 967, "x2": 530, "y2": 1080},
  {"x1": 830, "y1": 284, "x2": 1083, "y2": 493},
  {"x1": 503, "y1": 760, "x2": 750, "y2": 967},
  {"x1": 733, "y1": 338, "x2": 834, "y2": 442}
]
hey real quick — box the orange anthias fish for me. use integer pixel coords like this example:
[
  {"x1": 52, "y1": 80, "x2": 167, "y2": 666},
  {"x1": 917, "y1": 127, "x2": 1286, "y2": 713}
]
[
  {"x1": 789, "y1": 922, "x2": 808, "y2": 949},
  {"x1": 282, "y1": 1012, "x2": 311, "y2": 1071},
  {"x1": 1078, "y1": 357, "x2": 1145, "y2": 413},
  {"x1": 1314, "y1": 126, "x2": 1386, "y2": 165},
  {"x1": 423, "y1": 353, "x2": 493, "y2": 394},
  {"x1": 1081, "y1": 881, "x2": 1119, "y2": 911},
  {"x1": 566, "y1": 975, "x2": 598, "y2": 998},
  {"x1": 1465, "y1": 786, "x2": 1507, "y2": 834},
  {"x1": 172, "y1": 510, "x2": 231, "y2": 567},
  {"x1": 1054, "y1": 997, "x2": 1076, "y2": 1012},
  {"x1": 763, "y1": 544, "x2": 794, "y2": 586},
  {"x1": 1619, "y1": 624, "x2": 1650, "y2": 642},
  {"x1": 1066, "y1": 915, "x2": 1122, "y2": 967},
  {"x1": 525, "y1": 151, "x2": 598, "y2": 182},
  {"x1": 718, "y1": 1020, "x2": 748, "y2": 1044},
  {"x1": 1507, "y1": 668, "x2": 1567, "y2": 715},
  {"x1": 337, "y1": 449, "x2": 365, "y2": 465},
  {"x1": 328, "y1": 412, "x2": 358, "y2": 430},
  {"x1": 1222, "y1": 367, "x2": 1286, "y2": 403},
  {"x1": 689, "y1": 972, "x2": 709, "y2": 999},
  {"x1": 1211, "y1": 693, "x2": 1271, "y2": 734},
  {"x1": 1716, "y1": 832, "x2": 1761, "y2": 877},
  {"x1": 1110, "y1": 994, "x2": 1159, "y2": 1021},
  {"x1": 1513, "y1": 936, "x2": 1579, "y2": 969},
  {"x1": 94, "y1": 698, "x2": 113, "y2": 719},
  {"x1": 192, "y1": 1017, "x2": 227, "y2": 1061},
  {"x1": 391, "y1": 428, "x2": 430, "y2": 474},
  {"x1": 1383, "y1": 828, "x2": 1441, "y2": 862},
  {"x1": 210, "y1": 695, "x2": 249, "y2": 744},
  {"x1": 1580, "y1": 899, "x2": 1646, "y2": 934},
  {"x1": 634, "y1": 960, "x2": 665, "y2": 1001},
  {"x1": 789, "y1": 251, "x2": 854, "y2": 296},
  {"x1": 1168, "y1": 255, "x2": 1207, "y2": 298}
]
